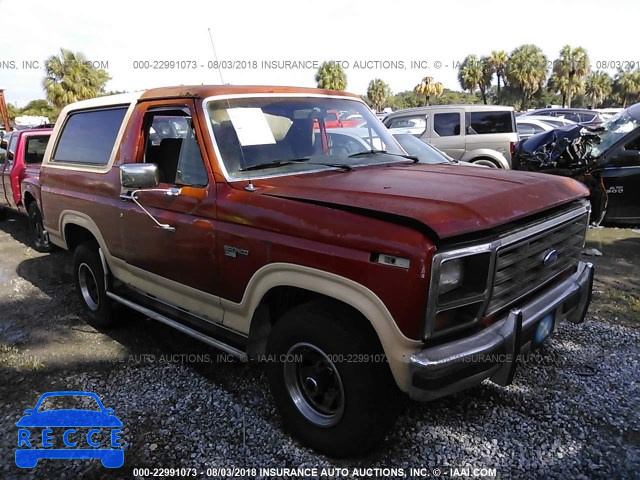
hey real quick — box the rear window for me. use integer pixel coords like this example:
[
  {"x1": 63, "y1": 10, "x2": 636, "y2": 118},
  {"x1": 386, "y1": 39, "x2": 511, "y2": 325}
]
[
  {"x1": 469, "y1": 111, "x2": 514, "y2": 134},
  {"x1": 25, "y1": 135, "x2": 50, "y2": 164},
  {"x1": 53, "y1": 107, "x2": 127, "y2": 165}
]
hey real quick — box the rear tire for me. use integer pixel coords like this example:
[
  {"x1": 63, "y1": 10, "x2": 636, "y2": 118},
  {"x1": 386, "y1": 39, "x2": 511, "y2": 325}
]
[
  {"x1": 73, "y1": 242, "x2": 116, "y2": 329},
  {"x1": 266, "y1": 301, "x2": 399, "y2": 457},
  {"x1": 27, "y1": 203, "x2": 52, "y2": 253},
  {"x1": 0, "y1": 206, "x2": 7, "y2": 220},
  {"x1": 472, "y1": 158, "x2": 500, "y2": 168}
]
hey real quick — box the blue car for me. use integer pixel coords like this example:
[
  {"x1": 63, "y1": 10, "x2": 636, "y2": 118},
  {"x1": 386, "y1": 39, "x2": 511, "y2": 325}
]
[{"x1": 15, "y1": 391, "x2": 124, "y2": 468}]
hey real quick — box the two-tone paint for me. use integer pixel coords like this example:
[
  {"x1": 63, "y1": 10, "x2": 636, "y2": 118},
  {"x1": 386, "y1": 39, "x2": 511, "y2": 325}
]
[{"x1": 39, "y1": 86, "x2": 589, "y2": 391}]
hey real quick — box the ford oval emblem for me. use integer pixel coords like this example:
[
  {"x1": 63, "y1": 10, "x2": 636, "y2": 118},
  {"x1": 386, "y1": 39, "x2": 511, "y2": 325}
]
[{"x1": 542, "y1": 249, "x2": 558, "y2": 268}]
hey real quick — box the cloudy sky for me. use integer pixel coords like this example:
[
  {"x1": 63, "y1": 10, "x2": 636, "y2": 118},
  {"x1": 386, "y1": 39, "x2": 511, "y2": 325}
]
[{"x1": 0, "y1": 0, "x2": 637, "y2": 106}]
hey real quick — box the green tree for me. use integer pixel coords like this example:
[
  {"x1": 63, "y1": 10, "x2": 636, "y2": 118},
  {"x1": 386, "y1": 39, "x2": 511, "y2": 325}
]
[
  {"x1": 366, "y1": 79, "x2": 391, "y2": 112},
  {"x1": 314, "y1": 61, "x2": 347, "y2": 90},
  {"x1": 19, "y1": 99, "x2": 58, "y2": 119},
  {"x1": 551, "y1": 45, "x2": 590, "y2": 107},
  {"x1": 413, "y1": 76, "x2": 443, "y2": 106},
  {"x1": 585, "y1": 72, "x2": 613, "y2": 108},
  {"x1": 505, "y1": 44, "x2": 548, "y2": 110},
  {"x1": 615, "y1": 68, "x2": 640, "y2": 107},
  {"x1": 43, "y1": 48, "x2": 110, "y2": 108},
  {"x1": 487, "y1": 50, "x2": 508, "y2": 97},
  {"x1": 457, "y1": 55, "x2": 491, "y2": 104}
]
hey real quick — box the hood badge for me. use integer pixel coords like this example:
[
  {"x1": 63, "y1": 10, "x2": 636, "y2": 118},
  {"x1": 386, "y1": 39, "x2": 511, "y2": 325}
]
[{"x1": 542, "y1": 249, "x2": 558, "y2": 268}]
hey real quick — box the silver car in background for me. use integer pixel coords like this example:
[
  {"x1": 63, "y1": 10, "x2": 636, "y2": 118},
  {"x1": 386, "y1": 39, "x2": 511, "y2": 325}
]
[{"x1": 383, "y1": 105, "x2": 518, "y2": 168}]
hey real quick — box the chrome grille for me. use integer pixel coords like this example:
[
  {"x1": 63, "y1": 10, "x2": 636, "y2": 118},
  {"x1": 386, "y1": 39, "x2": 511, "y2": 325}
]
[{"x1": 487, "y1": 213, "x2": 588, "y2": 315}]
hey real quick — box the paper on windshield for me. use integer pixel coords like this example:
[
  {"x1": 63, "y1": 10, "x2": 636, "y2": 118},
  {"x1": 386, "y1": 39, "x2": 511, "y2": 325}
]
[{"x1": 226, "y1": 108, "x2": 276, "y2": 146}]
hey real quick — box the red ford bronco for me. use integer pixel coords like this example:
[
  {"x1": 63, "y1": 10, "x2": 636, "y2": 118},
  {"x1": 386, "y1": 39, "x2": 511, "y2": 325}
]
[
  {"x1": 39, "y1": 86, "x2": 594, "y2": 456},
  {"x1": 0, "y1": 128, "x2": 52, "y2": 251}
]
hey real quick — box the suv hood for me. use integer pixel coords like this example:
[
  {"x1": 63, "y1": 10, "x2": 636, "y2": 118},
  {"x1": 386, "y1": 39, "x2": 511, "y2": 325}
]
[{"x1": 257, "y1": 162, "x2": 588, "y2": 239}]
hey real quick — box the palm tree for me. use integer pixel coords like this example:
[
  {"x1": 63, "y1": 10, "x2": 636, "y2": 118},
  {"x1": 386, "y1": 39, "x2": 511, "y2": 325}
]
[
  {"x1": 413, "y1": 76, "x2": 443, "y2": 106},
  {"x1": 488, "y1": 50, "x2": 508, "y2": 96},
  {"x1": 585, "y1": 72, "x2": 613, "y2": 109},
  {"x1": 548, "y1": 73, "x2": 584, "y2": 107},
  {"x1": 552, "y1": 45, "x2": 590, "y2": 107},
  {"x1": 314, "y1": 61, "x2": 347, "y2": 91},
  {"x1": 43, "y1": 48, "x2": 110, "y2": 108},
  {"x1": 615, "y1": 69, "x2": 640, "y2": 108},
  {"x1": 505, "y1": 45, "x2": 549, "y2": 110},
  {"x1": 457, "y1": 55, "x2": 491, "y2": 104},
  {"x1": 366, "y1": 79, "x2": 391, "y2": 112}
]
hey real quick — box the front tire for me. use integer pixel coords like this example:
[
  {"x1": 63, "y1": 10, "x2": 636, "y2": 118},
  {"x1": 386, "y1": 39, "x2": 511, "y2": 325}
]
[
  {"x1": 73, "y1": 242, "x2": 116, "y2": 329},
  {"x1": 266, "y1": 301, "x2": 398, "y2": 457},
  {"x1": 27, "y1": 203, "x2": 52, "y2": 252}
]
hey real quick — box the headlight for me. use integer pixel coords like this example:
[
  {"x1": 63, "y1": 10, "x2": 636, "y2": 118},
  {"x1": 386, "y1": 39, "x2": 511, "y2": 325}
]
[
  {"x1": 426, "y1": 251, "x2": 493, "y2": 338},
  {"x1": 439, "y1": 258, "x2": 464, "y2": 294}
]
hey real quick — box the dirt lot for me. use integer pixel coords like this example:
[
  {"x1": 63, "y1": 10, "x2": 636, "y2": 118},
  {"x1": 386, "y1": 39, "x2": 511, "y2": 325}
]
[{"x1": 0, "y1": 210, "x2": 638, "y2": 480}]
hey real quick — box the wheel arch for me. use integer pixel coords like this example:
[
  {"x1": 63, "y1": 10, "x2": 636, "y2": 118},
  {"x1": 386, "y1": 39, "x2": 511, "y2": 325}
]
[
  {"x1": 229, "y1": 263, "x2": 421, "y2": 391},
  {"x1": 460, "y1": 149, "x2": 510, "y2": 169}
]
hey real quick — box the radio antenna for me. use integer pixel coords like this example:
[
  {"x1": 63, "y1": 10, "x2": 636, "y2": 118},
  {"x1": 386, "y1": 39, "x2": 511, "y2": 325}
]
[
  {"x1": 208, "y1": 28, "x2": 225, "y2": 85},
  {"x1": 207, "y1": 27, "x2": 256, "y2": 191}
]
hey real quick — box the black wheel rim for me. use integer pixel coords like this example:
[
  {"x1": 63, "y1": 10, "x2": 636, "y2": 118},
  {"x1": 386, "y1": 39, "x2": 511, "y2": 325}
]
[{"x1": 283, "y1": 342, "x2": 345, "y2": 427}]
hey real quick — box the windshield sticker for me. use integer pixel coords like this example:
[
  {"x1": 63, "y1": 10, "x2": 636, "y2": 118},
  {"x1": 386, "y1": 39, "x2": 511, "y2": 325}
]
[{"x1": 226, "y1": 108, "x2": 276, "y2": 146}]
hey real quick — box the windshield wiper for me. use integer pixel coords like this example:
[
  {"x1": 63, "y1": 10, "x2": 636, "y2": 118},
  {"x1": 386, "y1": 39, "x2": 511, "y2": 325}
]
[
  {"x1": 239, "y1": 157, "x2": 352, "y2": 172},
  {"x1": 349, "y1": 150, "x2": 419, "y2": 162},
  {"x1": 239, "y1": 158, "x2": 310, "y2": 172}
]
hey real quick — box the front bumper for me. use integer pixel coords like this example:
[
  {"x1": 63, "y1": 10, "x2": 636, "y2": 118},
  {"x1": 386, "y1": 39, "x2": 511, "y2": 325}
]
[{"x1": 408, "y1": 260, "x2": 594, "y2": 401}]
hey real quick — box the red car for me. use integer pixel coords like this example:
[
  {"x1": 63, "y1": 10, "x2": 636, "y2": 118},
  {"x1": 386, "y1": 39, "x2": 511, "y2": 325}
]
[{"x1": 0, "y1": 128, "x2": 52, "y2": 251}]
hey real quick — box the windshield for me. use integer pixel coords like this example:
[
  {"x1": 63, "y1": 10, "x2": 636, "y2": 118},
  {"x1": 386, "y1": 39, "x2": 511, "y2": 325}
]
[
  {"x1": 392, "y1": 134, "x2": 450, "y2": 164},
  {"x1": 206, "y1": 96, "x2": 405, "y2": 179},
  {"x1": 590, "y1": 110, "x2": 640, "y2": 156}
]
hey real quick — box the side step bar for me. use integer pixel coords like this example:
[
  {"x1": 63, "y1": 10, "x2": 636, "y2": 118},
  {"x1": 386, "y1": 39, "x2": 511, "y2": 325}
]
[{"x1": 106, "y1": 291, "x2": 247, "y2": 361}]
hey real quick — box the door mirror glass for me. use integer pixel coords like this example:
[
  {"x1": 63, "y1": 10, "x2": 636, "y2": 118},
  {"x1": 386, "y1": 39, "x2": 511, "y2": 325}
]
[{"x1": 120, "y1": 163, "x2": 159, "y2": 189}]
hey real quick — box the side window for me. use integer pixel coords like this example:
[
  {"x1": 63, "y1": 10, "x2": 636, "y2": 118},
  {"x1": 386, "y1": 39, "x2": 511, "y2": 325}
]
[
  {"x1": 7, "y1": 134, "x2": 18, "y2": 164},
  {"x1": 387, "y1": 116, "x2": 427, "y2": 135},
  {"x1": 624, "y1": 135, "x2": 640, "y2": 152},
  {"x1": 25, "y1": 135, "x2": 50, "y2": 164},
  {"x1": 53, "y1": 108, "x2": 127, "y2": 165},
  {"x1": 579, "y1": 113, "x2": 597, "y2": 123},
  {"x1": 434, "y1": 113, "x2": 461, "y2": 137},
  {"x1": 143, "y1": 110, "x2": 208, "y2": 187},
  {"x1": 470, "y1": 111, "x2": 514, "y2": 134},
  {"x1": 560, "y1": 112, "x2": 581, "y2": 123}
]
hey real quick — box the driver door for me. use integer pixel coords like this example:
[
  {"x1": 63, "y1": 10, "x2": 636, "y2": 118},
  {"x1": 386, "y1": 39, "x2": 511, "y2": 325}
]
[
  {"x1": 602, "y1": 132, "x2": 640, "y2": 222},
  {"x1": 118, "y1": 100, "x2": 223, "y2": 322}
]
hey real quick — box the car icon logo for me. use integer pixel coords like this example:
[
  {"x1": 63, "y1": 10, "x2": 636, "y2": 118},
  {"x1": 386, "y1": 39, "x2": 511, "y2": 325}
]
[
  {"x1": 542, "y1": 249, "x2": 558, "y2": 268},
  {"x1": 15, "y1": 391, "x2": 124, "y2": 469}
]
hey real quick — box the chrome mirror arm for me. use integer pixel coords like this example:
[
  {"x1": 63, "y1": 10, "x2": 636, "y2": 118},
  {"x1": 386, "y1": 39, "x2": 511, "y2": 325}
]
[{"x1": 128, "y1": 188, "x2": 181, "y2": 232}]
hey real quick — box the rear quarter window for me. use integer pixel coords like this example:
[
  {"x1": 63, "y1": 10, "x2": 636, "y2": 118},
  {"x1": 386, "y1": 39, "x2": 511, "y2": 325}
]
[
  {"x1": 25, "y1": 135, "x2": 50, "y2": 164},
  {"x1": 470, "y1": 111, "x2": 514, "y2": 134},
  {"x1": 53, "y1": 107, "x2": 127, "y2": 165}
]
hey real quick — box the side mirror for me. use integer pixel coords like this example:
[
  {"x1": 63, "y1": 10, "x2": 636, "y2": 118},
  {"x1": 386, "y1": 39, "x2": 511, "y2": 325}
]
[
  {"x1": 120, "y1": 164, "x2": 159, "y2": 189},
  {"x1": 0, "y1": 139, "x2": 6, "y2": 150}
]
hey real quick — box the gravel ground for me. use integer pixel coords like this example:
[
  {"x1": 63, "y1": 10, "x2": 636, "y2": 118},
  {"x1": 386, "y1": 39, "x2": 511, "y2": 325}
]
[{"x1": 0, "y1": 211, "x2": 638, "y2": 479}]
